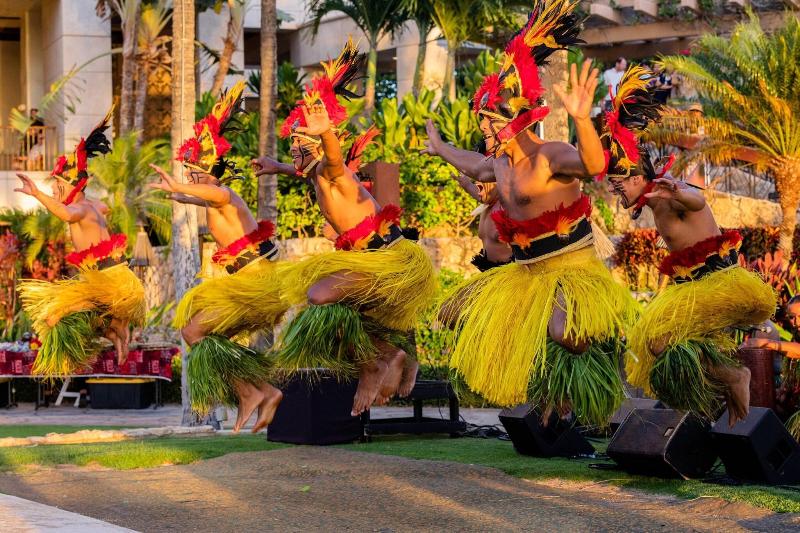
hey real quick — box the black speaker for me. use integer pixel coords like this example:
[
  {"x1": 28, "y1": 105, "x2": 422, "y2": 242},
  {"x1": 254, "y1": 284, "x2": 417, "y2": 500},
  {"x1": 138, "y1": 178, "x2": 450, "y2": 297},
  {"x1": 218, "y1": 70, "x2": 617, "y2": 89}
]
[
  {"x1": 711, "y1": 407, "x2": 800, "y2": 484},
  {"x1": 610, "y1": 398, "x2": 664, "y2": 433},
  {"x1": 498, "y1": 403, "x2": 595, "y2": 458},
  {"x1": 267, "y1": 370, "x2": 362, "y2": 445},
  {"x1": 607, "y1": 409, "x2": 717, "y2": 479}
]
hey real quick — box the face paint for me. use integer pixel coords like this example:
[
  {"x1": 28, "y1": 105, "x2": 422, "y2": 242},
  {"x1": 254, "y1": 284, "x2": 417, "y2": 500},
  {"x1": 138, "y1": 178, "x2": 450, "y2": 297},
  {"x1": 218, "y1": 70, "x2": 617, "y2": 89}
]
[{"x1": 290, "y1": 133, "x2": 324, "y2": 177}]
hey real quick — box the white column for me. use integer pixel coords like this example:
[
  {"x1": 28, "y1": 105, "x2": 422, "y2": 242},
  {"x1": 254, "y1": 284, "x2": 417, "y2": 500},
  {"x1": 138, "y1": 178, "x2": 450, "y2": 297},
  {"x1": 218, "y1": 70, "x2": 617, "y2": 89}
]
[
  {"x1": 23, "y1": 7, "x2": 45, "y2": 110},
  {"x1": 41, "y1": 0, "x2": 112, "y2": 152}
]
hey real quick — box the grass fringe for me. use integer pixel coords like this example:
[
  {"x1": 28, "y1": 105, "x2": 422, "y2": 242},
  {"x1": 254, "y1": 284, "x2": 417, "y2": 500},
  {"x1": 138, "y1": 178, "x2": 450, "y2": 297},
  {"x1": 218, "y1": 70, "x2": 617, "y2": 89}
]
[{"x1": 32, "y1": 311, "x2": 103, "y2": 377}]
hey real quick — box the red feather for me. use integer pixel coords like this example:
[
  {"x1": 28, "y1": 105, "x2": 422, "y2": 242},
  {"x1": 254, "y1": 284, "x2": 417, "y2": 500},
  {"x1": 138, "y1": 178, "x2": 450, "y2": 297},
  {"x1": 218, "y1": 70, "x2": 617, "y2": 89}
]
[
  {"x1": 66, "y1": 233, "x2": 127, "y2": 268},
  {"x1": 492, "y1": 195, "x2": 591, "y2": 246},
  {"x1": 659, "y1": 231, "x2": 742, "y2": 277},
  {"x1": 212, "y1": 220, "x2": 276, "y2": 266},
  {"x1": 346, "y1": 126, "x2": 380, "y2": 172},
  {"x1": 473, "y1": 73, "x2": 502, "y2": 113},
  {"x1": 335, "y1": 204, "x2": 402, "y2": 251}
]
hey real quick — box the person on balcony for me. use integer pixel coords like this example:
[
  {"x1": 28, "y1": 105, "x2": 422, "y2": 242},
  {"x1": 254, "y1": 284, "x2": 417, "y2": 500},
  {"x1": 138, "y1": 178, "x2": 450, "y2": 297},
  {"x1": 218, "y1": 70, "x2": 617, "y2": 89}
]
[
  {"x1": 150, "y1": 81, "x2": 284, "y2": 433},
  {"x1": 15, "y1": 109, "x2": 146, "y2": 376},
  {"x1": 601, "y1": 65, "x2": 776, "y2": 427},
  {"x1": 264, "y1": 38, "x2": 436, "y2": 416},
  {"x1": 423, "y1": 0, "x2": 637, "y2": 428}
]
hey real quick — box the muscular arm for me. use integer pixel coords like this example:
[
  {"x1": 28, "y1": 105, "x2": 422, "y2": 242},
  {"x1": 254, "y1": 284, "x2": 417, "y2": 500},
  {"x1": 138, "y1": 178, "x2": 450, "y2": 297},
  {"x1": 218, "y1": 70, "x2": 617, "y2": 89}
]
[
  {"x1": 170, "y1": 192, "x2": 208, "y2": 206},
  {"x1": 319, "y1": 129, "x2": 346, "y2": 182},
  {"x1": 171, "y1": 182, "x2": 230, "y2": 207},
  {"x1": 34, "y1": 190, "x2": 87, "y2": 223},
  {"x1": 423, "y1": 120, "x2": 494, "y2": 182},
  {"x1": 647, "y1": 177, "x2": 706, "y2": 212},
  {"x1": 545, "y1": 118, "x2": 605, "y2": 178},
  {"x1": 454, "y1": 173, "x2": 482, "y2": 202}
]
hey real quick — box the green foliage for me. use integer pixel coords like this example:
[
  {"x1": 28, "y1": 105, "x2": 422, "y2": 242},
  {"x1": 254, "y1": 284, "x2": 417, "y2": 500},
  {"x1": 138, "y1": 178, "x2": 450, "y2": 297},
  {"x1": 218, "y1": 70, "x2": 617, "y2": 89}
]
[
  {"x1": 593, "y1": 197, "x2": 615, "y2": 234},
  {"x1": 434, "y1": 97, "x2": 481, "y2": 151},
  {"x1": 195, "y1": 91, "x2": 217, "y2": 120},
  {"x1": 229, "y1": 109, "x2": 260, "y2": 159},
  {"x1": 456, "y1": 49, "x2": 502, "y2": 99},
  {"x1": 18, "y1": 209, "x2": 67, "y2": 269},
  {"x1": 275, "y1": 182, "x2": 326, "y2": 239},
  {"x1": 248, "y1": 62, "x2": 308, "y2": 119},
  {"x1": 88, "y1": 133, "x2": 173, "y2": 247},
  {"x1": 399, "y1": 153, "x2": 477, "y2": 236},
  {"x1": 225, "y1": 155, "x2": 259, "y2": 214},
  {"x1": 613, "y1": 229, "x2": 668, "y2": 291},
  {"x1": 414, "y1": 268, "x2": 464, "y2": 372}
]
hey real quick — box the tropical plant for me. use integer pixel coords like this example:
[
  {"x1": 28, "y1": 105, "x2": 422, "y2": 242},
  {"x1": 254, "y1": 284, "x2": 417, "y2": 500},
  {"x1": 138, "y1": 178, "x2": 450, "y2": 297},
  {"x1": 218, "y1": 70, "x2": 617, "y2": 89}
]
[
  {"x1": 133, "y1": 0, "x2": 173, "y2": 143},
  {"x1": 308, "y1": 0, "x2": 407, "y2": 113},
  {"x1": 17, "y1": 209, "x2": 67, "y2": 269},
  {"x1": 88, "y1": 133, "x2": 173, "y2": 247},
  {"x1": 433, "y1": 97, "x2": 481, "y2": 151},
  {"x1": 209, "y1": 0, "x2": 247, "y2": 96},
  {"x1": 455, "y1": 49, "x2": 502, "y2": 100},
  {"x1": 400, "y1": 0, "x2": 435, "y2": 95},
  {"x1": 426, "y1": 0, "x2": 519, "y2": 101},
  {"x1": 652, "y1": 12, "x2": 800, "y2": 256},
  {"x1": 97, "y1": 0, "x2": 142, "y2": 134}
]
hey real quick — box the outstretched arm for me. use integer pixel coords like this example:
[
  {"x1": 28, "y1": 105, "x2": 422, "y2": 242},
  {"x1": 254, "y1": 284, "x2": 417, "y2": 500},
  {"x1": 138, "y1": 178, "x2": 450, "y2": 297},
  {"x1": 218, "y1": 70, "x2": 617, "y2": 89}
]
[
  {"x1": 15, "y1": 173, "x2": 87, "y2": 223},
  {"x1": 644, "y1": 176, "x2": 705, "y2": 212},
  {"x1": 742, "y1": 337, "x2": 800, "y2": 359},
  {"x1": 294, "y1": 104, "x2": 345, "y2": 182},
  {"x1": 452, "y1": 172, "x2": 482, "y2": 202},
  {"x1": 251, "y1": 155, "x2": 296, "y2": 177},
  {"x1": 422, "y1": 120, "x2": 495, "y2": 183},
  {"x1": 549, "y1": 60, "x2": 605, "y2": 177},
  {"x1": 148, "y1": 164, "x2": 230, "y2": 207},
  {"x1": 169, "y1": 193, "x2": 207, "y2": 206}
]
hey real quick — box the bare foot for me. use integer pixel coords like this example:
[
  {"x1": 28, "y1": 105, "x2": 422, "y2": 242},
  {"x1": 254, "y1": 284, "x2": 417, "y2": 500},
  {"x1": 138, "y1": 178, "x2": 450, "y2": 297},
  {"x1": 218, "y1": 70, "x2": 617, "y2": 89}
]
[
  {"x1": 351, "y1": 359, "x2": 389, "y2": 416},
  {"x1": 233, "y1": 381, "x2": 265, "y2": 433},
  {"x1": 107, "y1": 318, "x2": 130, "y2": 365},
  {"x1": 252, "y1": 384, "x2": 283, "y2": 433},
  {"x1": 106, "y1": 328, "x2": 123, "y2": 365},
  {"x1": 398, "y1": 360, "x2": 419, "y2": 398},
  {"x1": 375, "y1": 349, "x2": 406, "y2": 406},
  {"x1": 710, "y1": 364, "x2": 751, "y2": 427}
]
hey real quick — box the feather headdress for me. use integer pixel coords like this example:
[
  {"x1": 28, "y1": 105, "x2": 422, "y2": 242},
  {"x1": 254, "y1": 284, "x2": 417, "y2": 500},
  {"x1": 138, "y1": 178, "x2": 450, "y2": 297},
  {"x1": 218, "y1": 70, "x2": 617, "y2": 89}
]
[
  {"x1": 176, "y1": 80, "x2": 245, "y2": 179},
  {"x1": 280, "y1": 37, "x2": 363, "y2": 139},
  {"x1": 346, "y1": 125, "x2": 380, "y2": 172},
  {"x1": 477, "y1": 0, "x2": 583, "y2": 155},
  {"x1": 51, "y1": 106, "x2": 114, "y2": 205}
]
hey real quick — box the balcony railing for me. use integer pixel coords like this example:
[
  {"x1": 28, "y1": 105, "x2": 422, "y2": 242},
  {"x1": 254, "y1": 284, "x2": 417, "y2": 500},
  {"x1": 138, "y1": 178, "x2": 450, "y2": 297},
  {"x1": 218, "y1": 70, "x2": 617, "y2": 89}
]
[{"x1": 0, "y1": 126, "x2": 58, "y2": 172}]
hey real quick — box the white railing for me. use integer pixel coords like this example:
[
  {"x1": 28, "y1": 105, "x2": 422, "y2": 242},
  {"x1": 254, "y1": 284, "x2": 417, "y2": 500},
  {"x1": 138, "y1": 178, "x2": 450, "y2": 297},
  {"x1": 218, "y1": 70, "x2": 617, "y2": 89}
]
[{"x1": 0, "y1": 126, "x2": 58, "y2": 172}]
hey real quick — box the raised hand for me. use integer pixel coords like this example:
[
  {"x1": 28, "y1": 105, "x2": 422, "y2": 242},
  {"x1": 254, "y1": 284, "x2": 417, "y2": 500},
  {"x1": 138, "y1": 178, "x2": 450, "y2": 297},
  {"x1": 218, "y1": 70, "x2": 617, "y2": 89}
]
[
  {"x1": 644, "y1": 176, "x2": 686, "y2": 200},
  {"x1": 553, "y1": 59, "x2": 599, "y2": 121},
  {"x1": 14, "y1": 173, "x2": 40, "y2": 197},
  {"x1": 148, "y1": 163, "x2": 180, "y2": 193},
  {"x1": 420, "y1": 119, "x2": 444, "y2": 157},
  {"x1": 251, "y1": 156, "x2": 283, "y2": 176},
  {"x1": 295, "y1": 103, "x2": 333, "y2": 137}
]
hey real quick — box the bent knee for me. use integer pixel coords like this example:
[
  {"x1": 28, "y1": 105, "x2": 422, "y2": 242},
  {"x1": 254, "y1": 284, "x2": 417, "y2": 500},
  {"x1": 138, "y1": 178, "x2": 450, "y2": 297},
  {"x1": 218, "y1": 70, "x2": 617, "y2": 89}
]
[{"x1": 307, "y1": 284, "x2": 336, "y2": 306}]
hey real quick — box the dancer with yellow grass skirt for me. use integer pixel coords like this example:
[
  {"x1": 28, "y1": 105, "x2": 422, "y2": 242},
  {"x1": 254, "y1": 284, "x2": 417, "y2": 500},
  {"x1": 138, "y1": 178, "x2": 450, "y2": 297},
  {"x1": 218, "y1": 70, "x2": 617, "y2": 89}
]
[
  {"x1": 150, "y1": 82, "x2": 284, "y2": 432},
  {"x1": 600, "y1": 65, "x2": 776, "y2": 426},
  {"x1": 424, "y1": 0, "x2": 637, "y2": 427},
  {"x1": 258, "y1": 39, "x2": 436, "y2": 416},
  {"x1": 16, "y1": 111, "x2": 145, "y2": 375}
]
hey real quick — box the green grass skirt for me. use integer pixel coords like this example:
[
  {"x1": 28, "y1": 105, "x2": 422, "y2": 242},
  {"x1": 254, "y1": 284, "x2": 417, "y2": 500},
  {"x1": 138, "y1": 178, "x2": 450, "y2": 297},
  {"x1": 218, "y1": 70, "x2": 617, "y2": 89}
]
[
  {"x1": 526, "y1": 338, "x2": 624, "y2": 428},
  {"x1": 649, "y1": 340, "x2": 738, "y2": 420},
  {"x1": 32, "y1": 311, "x2": 104, "y2": 376},
  {"x1": 274, "y1": 303, "x2": 416, "y2": 379},
  {"x1": 187, "y1": 335, "x2": 273, "y2": 416}
]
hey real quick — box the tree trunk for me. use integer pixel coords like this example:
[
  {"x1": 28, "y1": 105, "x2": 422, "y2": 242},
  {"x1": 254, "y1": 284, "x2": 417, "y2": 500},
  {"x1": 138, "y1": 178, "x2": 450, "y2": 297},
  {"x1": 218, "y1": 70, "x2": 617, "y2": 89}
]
[
  {"x1": 412, "y1": 21, "x2": 429, "y2": 96},
  {"x1": 172, "y1": 0, "x2": 201, "y2": 426},
  {"x1": 133, "y1": 62, "x2": 148, "y2": 147},
  {"x1": 364, "y1": 45, "x2": 378, "y2": 113},
  {"x1": 541, "y1": 50, "x2": 569, "y2": 142},
  {"x1": 774, "y1": 156, "x2": 800, "y2": 257},
  {"x1": 119, "y1": 0, "x2": 141, "y2": 134},
  {"x1": 257, "y1": 0, "x2": 278, "y2": 223},
  {"x1": 210, "y1": 3, "x2": 241, "y2": 97},
  {"x1": 442, "y1": 40, "x2": 457, "y2": 102}
]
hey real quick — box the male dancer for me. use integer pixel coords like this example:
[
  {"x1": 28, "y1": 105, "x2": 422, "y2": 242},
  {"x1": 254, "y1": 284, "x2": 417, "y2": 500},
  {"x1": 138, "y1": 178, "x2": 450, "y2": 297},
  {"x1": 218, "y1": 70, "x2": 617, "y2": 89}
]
[
  {"x1": 260, "y1": 40, "x2": 436, "y2": 415},
  {"x1": 424, "y1": 0, "x2": 636, "y2": 427},
  {"x1": 17, "y1": 111, "x2": 145, "y2": 375},
  {"x1": 150, "y1": 82, "x2": 283, "y2": 432},
  {"x1": 601, "y1": 66, "x2": 775, "y2": 425}
]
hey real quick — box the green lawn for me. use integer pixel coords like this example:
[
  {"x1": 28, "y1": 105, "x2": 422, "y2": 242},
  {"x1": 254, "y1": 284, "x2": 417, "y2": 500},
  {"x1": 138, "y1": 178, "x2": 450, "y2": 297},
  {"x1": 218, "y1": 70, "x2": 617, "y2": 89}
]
[
  {"x1": 0, "y1": 425, "x2": 135, "y2": 438},
  {"x1": 341, "y1": 435, "x2": 800, "y2": 514},
  {"x1": 0, "y1": 425, "x2": 797, "y2": 513}
]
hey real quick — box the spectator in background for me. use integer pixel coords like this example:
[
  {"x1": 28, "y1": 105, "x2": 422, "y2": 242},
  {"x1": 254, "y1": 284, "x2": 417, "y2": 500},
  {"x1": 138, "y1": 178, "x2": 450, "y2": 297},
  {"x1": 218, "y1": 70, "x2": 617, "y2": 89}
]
[
  {"x1": 29, "y1": 108, "x2": 44, "y2": 127},
  {"x1": 653, "y1": 64, "x2": 673, "y2": 104},
  {"x1": 742, "y1": 296, "x2": 800, "y2": 358},
  {"x1": 602, "y1": 57, "x2": 626, "y2": 110}
]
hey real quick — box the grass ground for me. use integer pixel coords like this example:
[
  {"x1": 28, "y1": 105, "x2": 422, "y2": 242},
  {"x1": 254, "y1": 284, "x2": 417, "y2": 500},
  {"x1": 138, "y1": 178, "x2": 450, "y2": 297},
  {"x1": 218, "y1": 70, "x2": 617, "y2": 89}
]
[
  {"x1": 0, "y1": 425, "x2": 134, "y2": 438},
  {"x1": 0, "y1": 426, "x2": 797, "y2": 513}
]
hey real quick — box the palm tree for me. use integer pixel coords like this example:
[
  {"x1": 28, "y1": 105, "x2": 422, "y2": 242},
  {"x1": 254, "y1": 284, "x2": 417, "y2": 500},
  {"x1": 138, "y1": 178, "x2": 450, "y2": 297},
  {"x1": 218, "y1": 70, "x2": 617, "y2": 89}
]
[
  {"x1": 427, "y1": 0, "x2": 512, "y2": 101},
  {"x1": 133, "y1": 0, "x2": 173, "y2": 144},
  {"x1": 308, "y1": 0, "x2": 406, "y2": 113},
  {"x1": 209, "y1": 0, "x2": 247, "y2": 97},
  {"x1": 257, "y1": 0, "x2": 279, "y2": 223},
  {"x1": 172, "y1": 0, "x2": 202, "y2": 426},
  {"x1": 652, "y1": 12, "x2": 800, "y2": 255},
  {"x1": 97, "y1": 0, "x2": 142, "y2": 134},
  {"x1": 401, "y1": 0, "x2": 435, "y2": 95},
  {"x1": 88, "y1": 133, "x2": 173, "y2": 246}
]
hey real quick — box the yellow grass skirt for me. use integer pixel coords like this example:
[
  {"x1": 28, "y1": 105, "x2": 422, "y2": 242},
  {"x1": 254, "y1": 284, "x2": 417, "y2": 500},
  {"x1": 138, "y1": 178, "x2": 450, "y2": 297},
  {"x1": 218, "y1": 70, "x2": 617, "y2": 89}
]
[
  {"x1": 447, "y1": 246, "x2": 638, "y2": 408},
  {"x1": 626, "y1": 266, "x2": 776, "y2": 396},
  {"x1": 173, "y1": 256, "x2": 287, "y2": 336},
  {"x1": 19, "y1": 263, "x2": 145, "y2": 375},
  {"x1": 278, "y1": 238, "x2": 437, "y2": 331}
]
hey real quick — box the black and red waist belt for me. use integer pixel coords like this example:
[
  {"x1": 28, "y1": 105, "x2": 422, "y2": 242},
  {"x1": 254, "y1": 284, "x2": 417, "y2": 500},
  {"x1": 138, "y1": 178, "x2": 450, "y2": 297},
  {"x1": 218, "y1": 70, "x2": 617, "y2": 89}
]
[
  {"x1": 224, "y1": 240, "x2": 278, "y2": 274},
  {"x1": 659, "y1": 231, "x2": 742, "y2": 283},
  {"x1": 508, "y1": 217, "x2": 592, "y2": 263}
]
